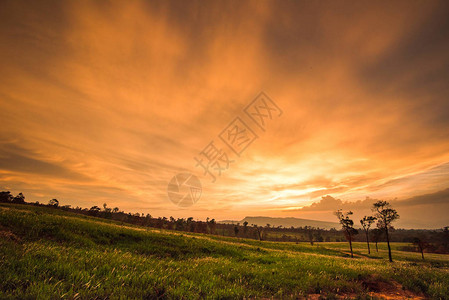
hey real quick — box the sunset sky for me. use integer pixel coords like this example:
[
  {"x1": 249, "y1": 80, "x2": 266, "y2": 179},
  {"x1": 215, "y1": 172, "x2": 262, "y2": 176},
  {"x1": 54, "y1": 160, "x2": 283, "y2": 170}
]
[{"x1": 1, "y1": 0, "x2": 449, "y2": 228}]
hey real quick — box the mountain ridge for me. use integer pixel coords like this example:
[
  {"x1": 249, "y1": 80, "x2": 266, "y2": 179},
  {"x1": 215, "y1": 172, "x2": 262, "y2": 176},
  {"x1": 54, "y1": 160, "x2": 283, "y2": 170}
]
[{"x1": 219, "y1": 216, "x2": 339, "y2": 230}]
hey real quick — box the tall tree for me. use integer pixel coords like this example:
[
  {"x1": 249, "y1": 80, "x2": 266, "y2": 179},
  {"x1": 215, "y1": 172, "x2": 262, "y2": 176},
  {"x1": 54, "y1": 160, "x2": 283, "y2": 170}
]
[
  {"x1": 413, "y1": 237, "x2": 429, "y2": 260},
  {"x1": 234, "y1": 225, "x2": 239, "y2": 237},
  {"x1": 209, "y1": 218, "x2": 216, "y2": 235},
  {"x1": 103, "y1": 203, "x2": 112, "y2": 213},
  {"x1": 360, "y1": 216, "x2": 376, "y2": 254},
  {"x1": 372, "y1": 201, "x2": 399, "y2": 262},
  {"x1": 335, "y1": 210, "x2": 358, "y2": 258},
  {"x1": 243, "y1": 221, "x2": 249, "y2": 237},
  {"x1": 253, "y1": 224, "x2": 263, "y2": 241}
]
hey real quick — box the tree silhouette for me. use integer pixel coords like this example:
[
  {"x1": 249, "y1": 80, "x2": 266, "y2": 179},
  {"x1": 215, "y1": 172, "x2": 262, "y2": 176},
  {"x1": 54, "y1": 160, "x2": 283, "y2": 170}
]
[
  {"x1": 209, "y1": 218, "x2": 216, "y2": 234},
  {"x1": 335, "y1": 210, "x2": 358, "y2": 258},
  {"x1": 413, "y1": 237, "x2": 430, "y2": 260},
  {"x1": 89, "y1": 205, "x2": 101, "y2": 216},
  {"x1": 12, "y1": 193, "x2": 25, "y2": 204},
  {"x1": 48, "y1": 199, "x2": 59, "y2": 207},
  {"x1": 360, "y1": 216, "x2": 376, "y2": 254},
  {"x1": 373, "y1": 200, "x2": 399, "y2": 262},
  {"x1": 103, "y1": 203, "x2": 112, "y2": 213},
  {"x1": 234, "y1": 225, "x2": 239, "y2": 237},
  {"x1": 253, "y1": 224, "x2": 263, "y2": 241},
  {"x1": 0, "y1": 191, "x2": 13, "y2": 203},
  {"x1": 187, "y1": 217, "x2": 195, "y2": 232},
  {"x1": 243, "y1": 221, "x2": 248, "y2": 237}
]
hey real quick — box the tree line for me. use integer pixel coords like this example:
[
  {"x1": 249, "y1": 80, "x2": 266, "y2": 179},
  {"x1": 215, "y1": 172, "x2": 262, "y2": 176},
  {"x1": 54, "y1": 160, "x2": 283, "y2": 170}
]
[
  {"x1": 335, "y1": 200, "x2": 399, "y2": 261},
  {"x1": 1, "y1": 191, "x2": 448, "y2": 256},
  {"x1": 335, "y1": 201, "x2": 449, "y2": 261}
]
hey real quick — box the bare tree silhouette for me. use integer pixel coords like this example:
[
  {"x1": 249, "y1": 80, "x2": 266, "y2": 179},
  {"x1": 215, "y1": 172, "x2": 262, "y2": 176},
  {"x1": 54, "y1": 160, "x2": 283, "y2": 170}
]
[
  {"x1": 335, "y1": 210, "x2": 358, "y2": 258},
  {"x1": 373, "y1": 201, "x2": 399, "y2": 262},
  {"x1": 360, "y1": 216, "x2": 376, "y2": 254}
]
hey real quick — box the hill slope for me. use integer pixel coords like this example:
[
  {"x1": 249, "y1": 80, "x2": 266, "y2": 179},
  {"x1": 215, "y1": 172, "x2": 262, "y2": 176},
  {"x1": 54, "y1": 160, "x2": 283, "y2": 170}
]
[{"x1": 1, "y1": 203, "x2": 448, "y2": 299}]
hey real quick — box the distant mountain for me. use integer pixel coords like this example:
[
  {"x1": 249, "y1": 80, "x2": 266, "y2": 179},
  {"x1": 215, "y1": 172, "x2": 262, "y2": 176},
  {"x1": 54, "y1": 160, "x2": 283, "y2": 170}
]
[{"x1": 219, "y1": 216, "x2": 339, "y2": 230}]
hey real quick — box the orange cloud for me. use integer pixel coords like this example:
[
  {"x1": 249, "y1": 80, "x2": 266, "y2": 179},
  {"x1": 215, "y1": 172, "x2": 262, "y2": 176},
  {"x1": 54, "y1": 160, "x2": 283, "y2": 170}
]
[{"x1": 1, "y1": 0, "x2": 449, "y2": 226}]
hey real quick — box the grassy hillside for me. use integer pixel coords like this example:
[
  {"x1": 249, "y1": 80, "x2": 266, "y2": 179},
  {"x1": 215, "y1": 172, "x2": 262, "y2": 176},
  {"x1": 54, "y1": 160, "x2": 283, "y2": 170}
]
[{"x1": 1, "y1": 203, "x2": 448, "y2": 299}]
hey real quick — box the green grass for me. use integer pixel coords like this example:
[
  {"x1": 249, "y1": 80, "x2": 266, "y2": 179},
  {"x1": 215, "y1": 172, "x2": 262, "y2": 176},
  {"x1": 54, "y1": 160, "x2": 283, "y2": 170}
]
[{"x1": 1, "y1": 204, "x2": 448, "y2": 299}]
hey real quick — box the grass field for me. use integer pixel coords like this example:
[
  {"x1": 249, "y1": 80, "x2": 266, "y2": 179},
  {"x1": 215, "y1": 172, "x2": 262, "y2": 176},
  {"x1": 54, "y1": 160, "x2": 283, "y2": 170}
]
[{"x1": 1, "y1": 203, "x2": 448, "y2": 299}]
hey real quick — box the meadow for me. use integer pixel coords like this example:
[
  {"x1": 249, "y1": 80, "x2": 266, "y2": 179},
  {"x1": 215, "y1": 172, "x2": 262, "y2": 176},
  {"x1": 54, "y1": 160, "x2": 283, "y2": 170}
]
[{"x1": 1, "y1": 203, "x2": 448, "y2": 299}]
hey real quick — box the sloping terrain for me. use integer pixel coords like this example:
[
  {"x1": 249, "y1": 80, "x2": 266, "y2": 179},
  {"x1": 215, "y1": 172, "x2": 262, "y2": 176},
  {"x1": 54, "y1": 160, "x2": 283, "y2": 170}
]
[{"x1": 1, "y1": 203, "x2": 448, "y2": 299}]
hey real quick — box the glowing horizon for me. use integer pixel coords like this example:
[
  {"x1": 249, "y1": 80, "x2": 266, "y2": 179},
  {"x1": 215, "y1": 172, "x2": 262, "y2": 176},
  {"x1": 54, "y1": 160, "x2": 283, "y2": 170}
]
[{"x1": 1, "y1": 0, "x2": 449, "y2": 228}]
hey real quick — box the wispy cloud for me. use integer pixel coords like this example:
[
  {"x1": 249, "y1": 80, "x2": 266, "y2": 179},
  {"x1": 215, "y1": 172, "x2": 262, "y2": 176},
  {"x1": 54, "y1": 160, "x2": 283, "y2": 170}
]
[{"x1": 1, "y1": 0, "x2": 449, "y2": 225}]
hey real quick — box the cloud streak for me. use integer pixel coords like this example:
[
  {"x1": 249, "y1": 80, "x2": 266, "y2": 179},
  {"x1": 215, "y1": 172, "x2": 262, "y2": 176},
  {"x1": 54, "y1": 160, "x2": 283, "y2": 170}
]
[{"x1": 0, "y1": 0, "x2": 449, "y2": 226}]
